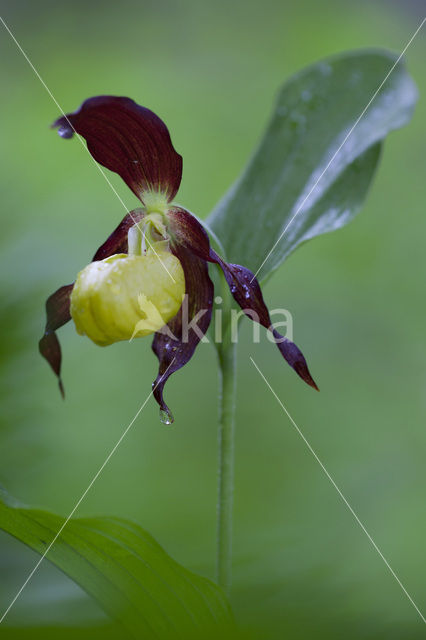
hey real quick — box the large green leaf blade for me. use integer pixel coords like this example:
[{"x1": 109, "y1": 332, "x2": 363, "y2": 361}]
[
  {"x1": 208, "y1": 50, "x2": 417, "y2": 279},
  {"x1": 0, "y1": 491, "x2": 233, "y2": 638}
]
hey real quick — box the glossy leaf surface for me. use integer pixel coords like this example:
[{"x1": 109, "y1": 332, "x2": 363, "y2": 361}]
[
  {"x1": 0, "y1": 491, "x2": 233, "y2": 639},
  {"x1": 208, "y1": 50, "x2": 417, "y2": 280}
]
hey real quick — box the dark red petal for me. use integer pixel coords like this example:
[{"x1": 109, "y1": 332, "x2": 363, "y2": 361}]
[
  {"x1": 151, "y1": 241, "x2": 214, "y2": 422},
  {"x1": 39, "y1": 333, "x2": 64, "y2": 396},
  {"x1": 167, "y1": 207, "x2": 318, "y2": 391},
  {"x1": 52, "y1": 96, "x2": 182, "y2": 202},
  {"x1": 39, "y1": 210, "x2": 143, "y2": 396},
  {"x1": 211, "y1": 257, "x2": 318, "y2": 390},
  {"x1": 92, "y1": 209, "x2": 144, "y2": 261},
  {"x1": 39, "y1": 284, "x2": 74, "y2": 397},
  {"x1": 167, "y1": 206, "x2": 212, "y2": 257}
]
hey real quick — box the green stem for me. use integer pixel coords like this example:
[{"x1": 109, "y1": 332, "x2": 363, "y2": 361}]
[{"x1": 216, "y1": 335, "x2": 237, "y2": 594}]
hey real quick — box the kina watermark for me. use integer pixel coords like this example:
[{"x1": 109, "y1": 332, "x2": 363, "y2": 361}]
[{"x1": 129, "y1": 293, "x2": 293, "y2": 344}]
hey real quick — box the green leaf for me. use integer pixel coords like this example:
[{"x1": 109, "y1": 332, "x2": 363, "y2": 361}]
[
  {"x1": 0, "y1": 490, "x2": 233, "y2": 639},
  {"x1": 207, "y1": 50, "x2": 417, "y2": 280}
]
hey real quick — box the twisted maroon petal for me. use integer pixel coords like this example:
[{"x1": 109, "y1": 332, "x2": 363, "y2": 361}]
[
  {"x1": 39, "y1": 284, "x2": 74, "y2": 397},
  {"x1": 52, "y1": 96, "x2": 182, "y2": 202},
  {"x1": 167, "y1": 207, "x2": 318, "y2": 391},
  {"x1": 210, "y1": 254, "x2": 318, "y2": 390},
  {"x1": 151, "y1": 233, "x2": 214, "y2": 422}
]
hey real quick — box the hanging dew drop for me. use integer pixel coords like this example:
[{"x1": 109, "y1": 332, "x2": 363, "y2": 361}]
[{"x1": 159, "y1": 408, "x2": 174, "y2": 425}]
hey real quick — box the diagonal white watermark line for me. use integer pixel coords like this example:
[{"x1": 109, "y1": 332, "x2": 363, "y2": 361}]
[
  {"x1": 250, "y1": 16, "x2": 426, "y2": 283},
  {"x1": 0, "y1": 358, "x2": 175, "y2": 625},
  {"x1": 0, "y1": 16, "x2": 176, "y2": 284},
  {"x1": 250, "y1": 356, "x2": 426, "y2": 625}
]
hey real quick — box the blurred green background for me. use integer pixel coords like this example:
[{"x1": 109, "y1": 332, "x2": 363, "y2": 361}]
[{"x1": 0, "y1": 0, "x2": 425, "y2": 637}]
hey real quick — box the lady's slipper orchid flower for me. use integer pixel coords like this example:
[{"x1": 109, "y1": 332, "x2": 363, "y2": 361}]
[{"x1": 40, "y1": 96, "x2": 318, "y2": 423}]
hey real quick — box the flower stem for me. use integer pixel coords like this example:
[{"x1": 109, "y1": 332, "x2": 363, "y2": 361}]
[{"x1": 216, "y1": 335, "x2": 237, "y2": 594}]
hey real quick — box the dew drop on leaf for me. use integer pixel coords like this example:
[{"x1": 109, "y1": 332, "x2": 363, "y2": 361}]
[{"x1": 318, "y1": 62, "x2": 332, "y2": 76}]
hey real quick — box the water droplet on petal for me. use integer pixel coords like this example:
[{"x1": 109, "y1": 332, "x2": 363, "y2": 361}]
[
  {"x1": 159, "y1": 408, "x2": 174, "y2": 425},
  {"x1": 57, "y1": 124, "x2": 74, "y2": 139}
]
